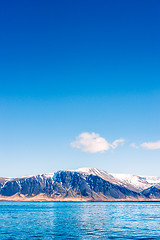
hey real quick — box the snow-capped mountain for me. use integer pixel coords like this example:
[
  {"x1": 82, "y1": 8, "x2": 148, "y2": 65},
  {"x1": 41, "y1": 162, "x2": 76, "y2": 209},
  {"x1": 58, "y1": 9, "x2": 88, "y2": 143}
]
[
  {"x1": 75, "y1": 168, "x2": 160, "y2": 191},
  {"x1": 0, "y1": 168, "x2": 160, "y2": 201},
  {"x1": 111, "y1": 173, "x2": 160, "y2": 191}
]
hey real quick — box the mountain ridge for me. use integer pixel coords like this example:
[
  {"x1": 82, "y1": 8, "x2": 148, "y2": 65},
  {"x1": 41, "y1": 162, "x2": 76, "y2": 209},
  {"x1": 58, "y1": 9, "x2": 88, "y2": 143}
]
[{"x1": 0, "y1": 168, "x2": 160, "y2": 202}]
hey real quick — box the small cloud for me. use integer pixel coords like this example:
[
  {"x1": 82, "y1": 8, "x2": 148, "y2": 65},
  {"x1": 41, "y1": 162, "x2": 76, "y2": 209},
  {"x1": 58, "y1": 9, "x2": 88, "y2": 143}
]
[
  {"x1": 111, "y1": 139, "x2": 125, "y2": 149},
  {"x1": 71, "y1": 132, "x2": 125, "y2": 153},
  {"x1": 131, "y1": 140, "x2": 160, "y2": 150},
  {"x1": 140, "y1": 140, "x2": 160, "y2": 150},
  {"x1": 130, "y1": 143, "x2": 139, "y2": 149}
]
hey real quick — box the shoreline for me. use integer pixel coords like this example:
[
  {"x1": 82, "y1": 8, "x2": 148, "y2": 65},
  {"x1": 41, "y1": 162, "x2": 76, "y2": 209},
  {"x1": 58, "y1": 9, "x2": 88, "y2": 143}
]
[{"x1": 1, "y1": 196, "x2": 160, "y2": 203}]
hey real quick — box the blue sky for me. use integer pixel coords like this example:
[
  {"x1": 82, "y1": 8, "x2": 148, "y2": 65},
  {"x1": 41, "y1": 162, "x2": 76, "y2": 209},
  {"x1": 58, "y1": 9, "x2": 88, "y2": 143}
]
[{"x1": 0, "y1": 0, "x2": 160, "y2": 177}]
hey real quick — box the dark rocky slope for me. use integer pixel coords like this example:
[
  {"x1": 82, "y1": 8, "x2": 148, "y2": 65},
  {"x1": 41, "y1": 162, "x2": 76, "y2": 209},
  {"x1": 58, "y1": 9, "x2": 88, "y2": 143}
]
[
  {"x1": 0, "y1": 171, "x2": 141, "y2": 201},
  {"x1": 1, "y1": 169, "x2": 160, "y2": 201},
  {"x1": 0, "y1": 177, "x2": 9, "y2": 191},
  {"x1": 141, "y1": 186, "x2": 160, "y2": 199}
]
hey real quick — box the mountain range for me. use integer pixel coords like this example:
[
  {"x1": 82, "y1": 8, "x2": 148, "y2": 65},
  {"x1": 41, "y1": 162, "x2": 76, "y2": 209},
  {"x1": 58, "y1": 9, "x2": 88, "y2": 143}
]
[{"x1": 0, "y1": 168, "x2": 160, "y2": 201}]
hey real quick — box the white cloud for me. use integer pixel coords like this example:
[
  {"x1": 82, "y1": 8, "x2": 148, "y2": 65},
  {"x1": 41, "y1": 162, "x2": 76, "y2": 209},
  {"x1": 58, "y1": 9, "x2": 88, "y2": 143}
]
[
  {"x1": 130, "y1": 143, "x2": 139, "y2": 149},
  {"x1": 71, "y1": 132, "x2": 125, "y2": 153},
  {"x1": 130, "y1": 140, "x2": 160, "y2": 150},
  {"x1": 111, "y1": 139, "x2": 125, "y2": 149},
  {"x1": 140, "y1": 140, "x2": 160, "y2": 150}
]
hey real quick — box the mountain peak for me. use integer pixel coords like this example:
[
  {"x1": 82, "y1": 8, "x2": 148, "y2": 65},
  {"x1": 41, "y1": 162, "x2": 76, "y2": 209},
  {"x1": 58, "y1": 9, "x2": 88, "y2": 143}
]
[
  {"x1": 1, "y1": 168, "x2": 160, "y2": 201},
  {"x1": 75, "y1": 167, "x2": 112, "y2": 177},
  {"x1": 75, "y1": 167, "x2": 101, "y2": 174}
]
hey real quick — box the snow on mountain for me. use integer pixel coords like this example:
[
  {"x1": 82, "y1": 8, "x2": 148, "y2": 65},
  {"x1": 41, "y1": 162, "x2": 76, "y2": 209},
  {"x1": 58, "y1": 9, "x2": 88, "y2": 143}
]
[
  {"x1": 75, "y1": 168, "x2": 122, "y2": 185},
  {"x1": 75, "y1": 168, "x2": 160, "y2": 191},
  {"x1": 1, "y1": 167, "x2": 160, "y2": 201},
  {"x1": 75, "y1": 168, "x2": 113, "y2": 178},
  {"x1": 74, "y1": 168, "x2": 140, "y2": 192},
  {"x1": 143, "y1": 176, "x2": 160, "y2": 184},
  {"x1": 2, "y1": 168, "x2": 160, "y2": 194},
  {"x1": 111, "y1": 173, "x2": 160, "y2": 190}
]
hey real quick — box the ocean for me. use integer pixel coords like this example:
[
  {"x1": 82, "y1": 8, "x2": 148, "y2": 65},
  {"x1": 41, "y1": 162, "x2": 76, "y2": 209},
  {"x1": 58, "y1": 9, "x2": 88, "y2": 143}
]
[{"x1": 0, "y1": 201, "x2": 160, "y2": 239}]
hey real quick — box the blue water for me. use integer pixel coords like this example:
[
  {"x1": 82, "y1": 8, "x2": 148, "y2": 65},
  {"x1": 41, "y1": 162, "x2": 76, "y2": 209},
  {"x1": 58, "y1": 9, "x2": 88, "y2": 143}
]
[{"x1": 0, "y1": 202, "x2": 160, "y2": 239}]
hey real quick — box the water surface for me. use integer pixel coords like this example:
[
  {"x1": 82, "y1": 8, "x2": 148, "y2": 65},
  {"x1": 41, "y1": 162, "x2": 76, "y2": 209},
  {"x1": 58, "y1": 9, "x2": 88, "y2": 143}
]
[{"x1": 0, "y1": 202, "x2": 160, "y2": 239}]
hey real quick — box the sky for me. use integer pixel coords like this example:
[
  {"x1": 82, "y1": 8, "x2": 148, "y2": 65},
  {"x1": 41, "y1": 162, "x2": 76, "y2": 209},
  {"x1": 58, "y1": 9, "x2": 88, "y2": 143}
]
[{"x1": 0, "y1": 0, "x2": 160, "y2": 177}]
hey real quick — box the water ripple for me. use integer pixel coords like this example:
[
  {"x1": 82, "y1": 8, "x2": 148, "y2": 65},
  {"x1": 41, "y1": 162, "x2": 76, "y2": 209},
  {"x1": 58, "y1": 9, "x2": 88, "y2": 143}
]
[{"x1": 0, "y1": 202, "x2": 160, "y2": 239}]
